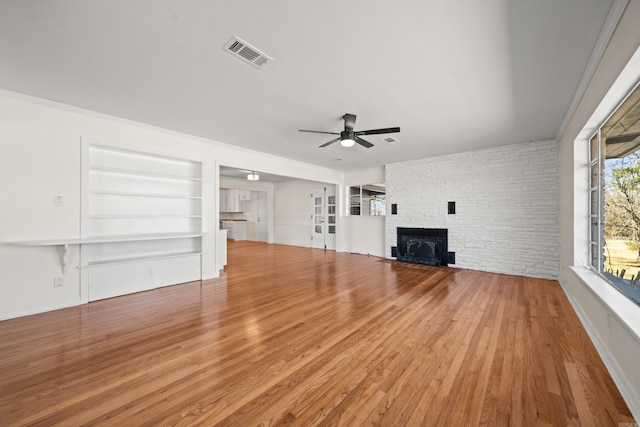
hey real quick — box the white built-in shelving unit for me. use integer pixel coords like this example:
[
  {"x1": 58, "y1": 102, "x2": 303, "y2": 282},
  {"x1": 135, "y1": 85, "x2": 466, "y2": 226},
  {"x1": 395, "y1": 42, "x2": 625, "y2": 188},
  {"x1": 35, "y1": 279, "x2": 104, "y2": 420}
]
[
  {"x1": 80, "y1": 139, "x2": 204, "y2": 301},
  {"x1": 2, "y1": 138, "x2": 208, "y2": 304}
]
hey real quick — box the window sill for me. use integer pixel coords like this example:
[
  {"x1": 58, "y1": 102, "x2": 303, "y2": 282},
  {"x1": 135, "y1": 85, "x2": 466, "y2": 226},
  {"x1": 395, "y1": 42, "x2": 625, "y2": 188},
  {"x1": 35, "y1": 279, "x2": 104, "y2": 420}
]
[{"x1": 570, "y1": 265, "x2": 640, "y2": 342}]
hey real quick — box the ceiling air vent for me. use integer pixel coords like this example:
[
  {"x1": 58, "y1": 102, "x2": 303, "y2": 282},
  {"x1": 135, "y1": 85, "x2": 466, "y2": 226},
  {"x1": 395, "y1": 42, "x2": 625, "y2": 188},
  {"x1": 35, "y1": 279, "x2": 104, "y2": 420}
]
[
  {"x1": 223, "y1": 36, "x2": 273, "y2": 69},
  {"x1": 383, "y1": 136, "x2": 399, "y2": 144}
]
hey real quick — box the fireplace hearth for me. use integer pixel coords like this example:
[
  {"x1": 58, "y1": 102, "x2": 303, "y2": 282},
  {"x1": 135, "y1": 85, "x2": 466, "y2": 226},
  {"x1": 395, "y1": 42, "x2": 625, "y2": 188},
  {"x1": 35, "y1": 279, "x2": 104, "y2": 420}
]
[{"x1": 396, "y1": 228, "x2": 448, "y2": 266}]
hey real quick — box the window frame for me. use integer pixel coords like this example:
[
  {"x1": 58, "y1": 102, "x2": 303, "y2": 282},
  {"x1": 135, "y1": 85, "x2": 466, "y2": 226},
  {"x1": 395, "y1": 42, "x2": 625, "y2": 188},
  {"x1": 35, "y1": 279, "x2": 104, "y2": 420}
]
[
  {"x1": 587, "y1": 80, "x2": 640, "y2": 307},
  {"x1": 589, "y1": 129, "x2": 602, "y2": 273},
  {"x1": 348, "y1": 184, "x2": 386, "y2": 216}
]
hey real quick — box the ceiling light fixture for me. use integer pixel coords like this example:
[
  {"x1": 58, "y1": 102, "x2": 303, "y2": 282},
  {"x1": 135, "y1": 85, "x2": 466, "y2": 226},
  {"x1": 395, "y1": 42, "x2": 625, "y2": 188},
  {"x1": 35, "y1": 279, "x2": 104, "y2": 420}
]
[
  {"x1": 340, "y1": 138, "x2": 355, "y2": 147},
  {"x1": 247, "y1": 171, "x2": 260, "y2": 181},
  {"x1": 340, "y1": 130, "x2": 356, "y2": 147}
]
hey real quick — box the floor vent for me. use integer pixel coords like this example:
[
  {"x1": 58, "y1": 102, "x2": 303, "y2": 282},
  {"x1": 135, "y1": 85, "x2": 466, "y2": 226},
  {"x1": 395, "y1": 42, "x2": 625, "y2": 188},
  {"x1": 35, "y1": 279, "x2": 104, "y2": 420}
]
[{"x1": 223, "y1": 36, "x2": 273, "y2": 69}]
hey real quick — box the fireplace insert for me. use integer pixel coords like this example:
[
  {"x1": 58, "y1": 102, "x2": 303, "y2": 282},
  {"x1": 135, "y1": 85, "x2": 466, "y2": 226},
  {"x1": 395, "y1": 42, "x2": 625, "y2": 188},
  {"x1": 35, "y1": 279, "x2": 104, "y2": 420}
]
[{"x1": 396, "y1": 228, "x2": 448, "y2": 266}]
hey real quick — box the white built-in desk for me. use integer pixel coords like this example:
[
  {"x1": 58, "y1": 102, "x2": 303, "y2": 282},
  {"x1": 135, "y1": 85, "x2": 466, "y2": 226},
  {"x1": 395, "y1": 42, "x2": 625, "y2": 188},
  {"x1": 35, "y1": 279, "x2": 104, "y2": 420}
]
[{"x1": 3, "y1": 233, "x2": 204, "y2": 274}]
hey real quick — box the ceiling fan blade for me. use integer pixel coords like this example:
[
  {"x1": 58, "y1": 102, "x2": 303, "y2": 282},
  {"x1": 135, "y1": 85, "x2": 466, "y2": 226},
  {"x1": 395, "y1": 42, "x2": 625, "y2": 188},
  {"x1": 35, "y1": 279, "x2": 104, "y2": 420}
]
[
  {"x1": 355, "y1": 136, "x2": 374, "y2": 148},
  {"x1": 299, "y1": 129, "x2": 340, "y2": 135},
  {"x1": 343, "y1": 113, "x2": 357, "y2": 131},
  {"x1": 319, "y1": 137, "x2": 341, "y2": 148},
  {"x1": 356, "y1": 126, "x2": 400, "y2": 136}
]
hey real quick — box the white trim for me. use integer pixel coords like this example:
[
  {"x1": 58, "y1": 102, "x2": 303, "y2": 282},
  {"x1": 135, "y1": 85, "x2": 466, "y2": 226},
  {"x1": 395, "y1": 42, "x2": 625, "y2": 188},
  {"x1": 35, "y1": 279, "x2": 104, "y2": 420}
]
[
  {"x1": 563, "y1": 268, "x2": 640, "y2": 422},
  {"x1": 0, "y1": 298, "x2": 82, "y2": 322},
  {"x1": 556, "y1": 0, "x2": 630, "y2": 141}
]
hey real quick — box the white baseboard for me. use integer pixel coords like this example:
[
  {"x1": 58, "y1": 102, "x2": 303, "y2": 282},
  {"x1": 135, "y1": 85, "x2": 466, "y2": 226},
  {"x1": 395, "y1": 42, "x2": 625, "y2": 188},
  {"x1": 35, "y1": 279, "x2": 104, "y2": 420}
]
[
  {"x1": 0, "y1": 298, "x2": 81, "y2": 322},
  {"x1": 559, "y1": 278, "x2": 640, "y2": 423}
]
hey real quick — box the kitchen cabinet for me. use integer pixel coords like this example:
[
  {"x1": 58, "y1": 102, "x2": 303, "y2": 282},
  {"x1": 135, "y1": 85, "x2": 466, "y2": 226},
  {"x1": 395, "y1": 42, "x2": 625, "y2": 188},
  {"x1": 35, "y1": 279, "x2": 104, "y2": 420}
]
[
  {"x1": 220, "y1": 189, "x2": 251, "y2": 212},
  {"x1": 221, "y1": 220, "x2": 246, "y2": 240}
]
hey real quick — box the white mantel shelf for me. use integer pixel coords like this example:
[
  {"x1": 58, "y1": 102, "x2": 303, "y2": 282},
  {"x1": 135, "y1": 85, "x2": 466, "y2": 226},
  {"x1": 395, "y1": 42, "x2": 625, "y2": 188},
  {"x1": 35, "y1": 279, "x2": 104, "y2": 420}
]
[{"x1": 2, "y1": 232, "x2": 205, "y2": 274}]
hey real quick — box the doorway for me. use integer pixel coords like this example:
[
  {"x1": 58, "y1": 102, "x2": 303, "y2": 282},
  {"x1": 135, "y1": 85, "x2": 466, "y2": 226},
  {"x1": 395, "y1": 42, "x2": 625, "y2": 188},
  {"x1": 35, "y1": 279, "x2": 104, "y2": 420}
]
[
  {"x1": 311, "y1": 186, "x2": 336, "y2": 250},
  {"x1": 244, "y1": 191, "x2": 268, "y2": 242}
]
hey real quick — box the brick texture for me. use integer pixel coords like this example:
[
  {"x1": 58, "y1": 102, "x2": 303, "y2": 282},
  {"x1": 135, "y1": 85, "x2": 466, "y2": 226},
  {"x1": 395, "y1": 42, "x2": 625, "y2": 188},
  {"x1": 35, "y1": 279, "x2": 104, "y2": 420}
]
[{"x1": 386, "y1": 140, "x2": 559, "y2": 279}]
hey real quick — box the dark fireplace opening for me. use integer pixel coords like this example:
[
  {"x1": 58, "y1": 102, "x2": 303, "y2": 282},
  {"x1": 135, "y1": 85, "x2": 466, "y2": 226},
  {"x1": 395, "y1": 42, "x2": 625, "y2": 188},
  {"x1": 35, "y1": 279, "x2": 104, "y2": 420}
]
[{"x1": 396, "y1": 228, "x2": 448, "y2": 266}]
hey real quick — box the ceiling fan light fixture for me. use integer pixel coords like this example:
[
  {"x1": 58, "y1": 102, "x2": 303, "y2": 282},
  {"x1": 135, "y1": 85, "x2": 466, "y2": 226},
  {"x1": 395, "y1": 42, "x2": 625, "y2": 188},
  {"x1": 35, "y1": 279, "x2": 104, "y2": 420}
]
[
  {"x1": 247, "y1": 171, "x2": 260, "y2": 181},
  {"x1": 340, "y1": 138, "x2": 356, "y2": 147},
  {"x1": 299, "y1": 113, "x2": 400, "y2": 149}
]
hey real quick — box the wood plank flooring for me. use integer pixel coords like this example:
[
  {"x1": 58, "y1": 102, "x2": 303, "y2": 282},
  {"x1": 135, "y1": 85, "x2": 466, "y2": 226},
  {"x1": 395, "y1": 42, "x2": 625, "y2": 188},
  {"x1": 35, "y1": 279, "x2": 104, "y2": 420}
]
[{"x1": 0, "y1": 241, "x2": 634, "y2": 426}]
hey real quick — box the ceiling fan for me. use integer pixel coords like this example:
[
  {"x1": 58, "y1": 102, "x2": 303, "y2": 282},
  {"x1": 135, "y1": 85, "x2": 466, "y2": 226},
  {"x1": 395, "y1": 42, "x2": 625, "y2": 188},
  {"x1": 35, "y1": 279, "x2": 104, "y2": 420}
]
[{"x1": 299, "y1": 113, "x2": 400, "y2": 148}]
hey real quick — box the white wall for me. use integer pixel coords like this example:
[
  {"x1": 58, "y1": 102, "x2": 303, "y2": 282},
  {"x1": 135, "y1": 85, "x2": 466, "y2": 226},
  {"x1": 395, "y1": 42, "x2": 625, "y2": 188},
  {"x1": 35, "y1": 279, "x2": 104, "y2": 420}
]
[
  {"x1": 558, "y1": 0, "x2": 640, "y2": 419},
  {"x1": 0, "y1": 92, "x2": 343, "y2": 320},
  {"x1": 343, "y1": 167, "x2": 386, "y2": 257},
  {"x1": 386, "y1": 140, "x2": 560, "y2": 279},
  {"x1": 343, "y1": 216, "x2": 385, "y2": 257},
  {"x1": 273, "y1": 179, "x2": 332, "y2": 247}
]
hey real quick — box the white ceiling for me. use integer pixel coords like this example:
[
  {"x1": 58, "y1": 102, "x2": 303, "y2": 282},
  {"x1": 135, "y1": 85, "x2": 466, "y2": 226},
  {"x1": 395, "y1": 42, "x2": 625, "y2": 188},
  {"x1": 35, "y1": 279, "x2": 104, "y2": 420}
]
[{"x1": 0, "y1": 0, "x2": 615, "y2": 171}]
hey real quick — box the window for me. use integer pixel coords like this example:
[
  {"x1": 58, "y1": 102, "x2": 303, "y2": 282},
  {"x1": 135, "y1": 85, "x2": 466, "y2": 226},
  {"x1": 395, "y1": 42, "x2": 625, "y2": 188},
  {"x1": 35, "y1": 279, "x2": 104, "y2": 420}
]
[
  {"x1": 327, "y1": 195, "x2": 336, "y2": 234},
  {"x1": 349, "y1": 183, "x2": 385, "y2": 216},
  {"x1": 589, "y1": 81, "x2": 640, "y2": 305}
]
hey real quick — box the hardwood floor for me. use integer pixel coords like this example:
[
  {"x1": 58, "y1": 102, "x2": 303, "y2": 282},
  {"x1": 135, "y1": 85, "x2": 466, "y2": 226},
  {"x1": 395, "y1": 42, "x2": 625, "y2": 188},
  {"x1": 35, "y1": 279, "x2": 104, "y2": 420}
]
[{"x1": 0, "y1": 242, "x2": 634, "y2": 426}]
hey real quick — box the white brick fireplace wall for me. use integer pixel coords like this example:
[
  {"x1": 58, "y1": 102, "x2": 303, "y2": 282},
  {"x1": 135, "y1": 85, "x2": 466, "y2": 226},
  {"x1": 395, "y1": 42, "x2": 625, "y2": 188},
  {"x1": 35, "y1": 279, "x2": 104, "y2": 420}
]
[{"x1": 386, "y1": 140, "x2": 559, "y2": 279}]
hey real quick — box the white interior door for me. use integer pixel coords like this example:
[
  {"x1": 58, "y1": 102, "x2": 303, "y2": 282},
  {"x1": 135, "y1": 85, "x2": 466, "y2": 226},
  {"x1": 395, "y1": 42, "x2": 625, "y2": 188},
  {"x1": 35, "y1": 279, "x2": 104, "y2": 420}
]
[
  {"x1": 310, "y1": 186, "x2": 336, "y2": 250},
  {"x1": 257, "y1": 191, "x2": 268, "y2": 242},
  {"x1": 311, "y1": 187, "x2": 325, "y2": 249},
  {"x1": 244, "y1": 197, "x2": 258, "y2": 240}
]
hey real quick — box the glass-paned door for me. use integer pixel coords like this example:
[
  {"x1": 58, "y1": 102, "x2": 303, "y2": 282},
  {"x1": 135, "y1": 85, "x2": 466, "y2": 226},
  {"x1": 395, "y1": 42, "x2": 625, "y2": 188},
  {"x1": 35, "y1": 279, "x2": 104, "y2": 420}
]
[{"x1": 311, "y1": 186, "x2": 336, "y2": 250}]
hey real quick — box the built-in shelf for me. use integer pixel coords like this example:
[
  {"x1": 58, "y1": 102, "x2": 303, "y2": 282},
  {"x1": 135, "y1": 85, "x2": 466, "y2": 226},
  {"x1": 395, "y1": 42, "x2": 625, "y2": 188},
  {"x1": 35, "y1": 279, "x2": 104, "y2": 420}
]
[
  {"x1": 89, "y1": 214, "x2": 203, "y2": 219},
  {"x1": 4, "y1": 238, "x2": 81, "y2": 247},
  {"x1": 90, "y1": 190, "x2": 202, "y2": 199},
  {"x1": 3, "y1": 233, "x2": 205, "y2": 275},
  {"x1": 83, "y1": 251, "x2": 203, "y2": 268},
  {"x1": 90, "y1": 165, "x2": 202, "y2": 181},
  {"x1": 83, "y1": 139, "x2": 205, "y2": 301},
  {"x1": 3, "y1": 232, "x2": 205, "y2": 246}
]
